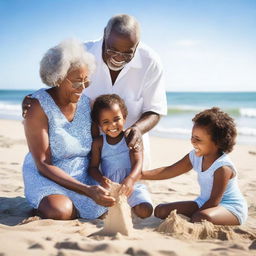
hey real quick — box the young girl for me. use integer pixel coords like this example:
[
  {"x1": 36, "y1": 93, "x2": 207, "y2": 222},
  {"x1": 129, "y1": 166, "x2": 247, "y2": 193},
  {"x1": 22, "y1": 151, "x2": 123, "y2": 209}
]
[
  {"x1": 142, "y1": 107, "x2": 248, "y2": 225},
  {"x1": 89, "y1": 94, "x2": 153, "y2": 218}
]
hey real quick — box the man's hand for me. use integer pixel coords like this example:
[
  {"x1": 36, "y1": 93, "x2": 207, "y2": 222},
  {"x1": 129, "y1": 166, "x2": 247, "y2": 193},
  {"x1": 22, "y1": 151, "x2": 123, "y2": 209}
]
[
  {"x1": 119, "y1": 176, "x2": 135, "y2": 197},
  {"x1": 124, "y1": 125, "x2": 143, "y2": 151},
  {"x1": 88, "y1": 185, "x2": 115, "y2": 207},
  {"x1": 22, "y1": 94, "x2": 32, "y2": 118}
]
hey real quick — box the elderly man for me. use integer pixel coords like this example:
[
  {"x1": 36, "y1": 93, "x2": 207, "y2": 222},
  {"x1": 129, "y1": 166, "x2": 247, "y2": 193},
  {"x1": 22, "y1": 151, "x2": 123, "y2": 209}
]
[
  {"x1": 85, "y1": 14, "x2": 167, "y2": 168},
  {"x1": 22, "y1": 14, "x2": 167, "y2": 168}
]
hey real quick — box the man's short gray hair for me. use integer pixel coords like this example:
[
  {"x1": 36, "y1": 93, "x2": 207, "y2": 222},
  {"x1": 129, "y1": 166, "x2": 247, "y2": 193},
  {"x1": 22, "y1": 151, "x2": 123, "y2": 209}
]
[
  {"x1": 104, "y1": 14, "x2": 140, "y2": 41},
  {"x1": 40, "y1": 38, "x2": 96, "y2": 87}
]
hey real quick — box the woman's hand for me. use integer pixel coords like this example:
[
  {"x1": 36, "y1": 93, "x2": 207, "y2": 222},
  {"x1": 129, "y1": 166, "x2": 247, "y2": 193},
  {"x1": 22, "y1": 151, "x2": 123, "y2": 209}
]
[
  {"x1": 101, "y1": 176, "x2": 112, "y2": 189},
  {"x1": 87, "y1": 185, "x2": 116, "y2": 207},
  {"x1": 119, "y1": 177, "x2": 135, "y2": 197}
]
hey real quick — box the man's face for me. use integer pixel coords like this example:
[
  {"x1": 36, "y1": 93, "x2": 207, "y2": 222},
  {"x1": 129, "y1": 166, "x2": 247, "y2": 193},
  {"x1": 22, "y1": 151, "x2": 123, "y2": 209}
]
[{"x1": 103, "y1": 31, "x2": 139, "y2": 71}]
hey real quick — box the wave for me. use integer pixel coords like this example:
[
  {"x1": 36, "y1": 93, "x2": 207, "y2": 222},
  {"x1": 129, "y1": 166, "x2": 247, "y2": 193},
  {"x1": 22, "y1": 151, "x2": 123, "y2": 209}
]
[
  {"x1": 167, "y1": 105, "x2": 256, "y2": 118},
  {"x1": 0, "y1": 103, "x2": 21, "y2": 119},
  {"x1": 154, "y1": 125, "x2": 256, "y2": 138}
]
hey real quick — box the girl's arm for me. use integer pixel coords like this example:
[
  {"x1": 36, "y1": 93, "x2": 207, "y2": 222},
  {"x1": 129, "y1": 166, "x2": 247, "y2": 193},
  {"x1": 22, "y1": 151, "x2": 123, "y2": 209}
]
[
  {"x1": 129, "y1": 148, "x2": 143, "y2": 181},
  {"x1": 24, "y1": 99, "x2": 115, "y2": 207},
  {"x1": 141, "y1": 154, "x2": 192, "y2": 180},
  {"x1": 199, "y1": 166, "x2": 233, "y2": 210},
  {"x1": 120, "y1": 148, "x2": 143, "y2": 196},
  {"x1": 91, "y1": 121, "x2": 100, "y2": 138},
  {"x1": 88, "y1": 137, "x2": 111, "y2": 188}
]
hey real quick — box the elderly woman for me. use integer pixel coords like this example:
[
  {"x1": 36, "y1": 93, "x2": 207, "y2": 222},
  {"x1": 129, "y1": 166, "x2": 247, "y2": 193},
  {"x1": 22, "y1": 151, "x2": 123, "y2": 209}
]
[{"x1": 23, "y1": 39, "x2": 115, "y2": 220}]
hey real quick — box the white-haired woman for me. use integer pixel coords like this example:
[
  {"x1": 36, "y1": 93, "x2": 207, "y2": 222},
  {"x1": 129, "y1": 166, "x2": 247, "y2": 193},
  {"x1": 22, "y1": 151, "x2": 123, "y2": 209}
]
[{"x1": 22, "y1": 39, "x2": 115, "y2": 220}]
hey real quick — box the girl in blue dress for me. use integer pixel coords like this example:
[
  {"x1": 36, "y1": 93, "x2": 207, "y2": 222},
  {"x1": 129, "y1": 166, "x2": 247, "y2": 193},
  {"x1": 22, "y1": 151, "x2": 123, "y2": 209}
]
[
  {"x1": 142, "y1": 107, "x2": 247, "y2": 225},
  {"x1": 89, "y1": 94, "x2": 153, "y2": 218}
]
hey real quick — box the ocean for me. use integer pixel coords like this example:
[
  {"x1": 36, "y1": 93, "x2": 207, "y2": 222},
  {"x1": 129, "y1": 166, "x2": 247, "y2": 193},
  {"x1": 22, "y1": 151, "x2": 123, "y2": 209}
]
[{"x1": 0, "y1": 90, "x2": 256, "y2": 145}]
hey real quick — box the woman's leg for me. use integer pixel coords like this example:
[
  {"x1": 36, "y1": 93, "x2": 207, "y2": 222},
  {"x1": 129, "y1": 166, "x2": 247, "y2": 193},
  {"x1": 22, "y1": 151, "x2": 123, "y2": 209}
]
[
  {"x1": 37, "y1": 194, "x2": 77, "y2": 220},
  {"x1": 191, "y1": 205, "x2": 240, "y2": 225},
  {"x1": 154, "y1": 201, "x2": 199, "y2": 219},
  {"x1": 132, "y1": 202, "x2": 153, "y2": 218}
]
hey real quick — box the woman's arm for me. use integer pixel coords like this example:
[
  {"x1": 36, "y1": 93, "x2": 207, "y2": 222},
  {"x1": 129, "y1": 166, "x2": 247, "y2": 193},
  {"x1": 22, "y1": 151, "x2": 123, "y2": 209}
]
[
  {"x1": 24, "y1": 100, "x2": 115, "y2": 206},
  {"x1": 199, "y1": 166, "x2": 233, "y2": 210},
  {"x1": 141, "y1": 154, "x2": 192, "y2": 180},
  {"x1": 88, "y1": 137, "x2": 111, "y2": 188}
]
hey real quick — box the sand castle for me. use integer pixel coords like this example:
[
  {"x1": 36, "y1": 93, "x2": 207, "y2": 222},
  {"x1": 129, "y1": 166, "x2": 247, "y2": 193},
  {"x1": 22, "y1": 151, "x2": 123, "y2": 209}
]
[{"x1": 102, "y1": 182, "x2": 134, "y2": 236}]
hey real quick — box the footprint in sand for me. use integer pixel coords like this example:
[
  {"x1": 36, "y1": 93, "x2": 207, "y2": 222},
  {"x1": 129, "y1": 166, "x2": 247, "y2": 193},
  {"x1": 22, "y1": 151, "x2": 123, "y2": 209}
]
[
  {"x1": 28, "y1": 243, "x2": 44, "y2": 249},
  {"x1": 125, "y1": 247, "x2": 152, "y2": 256},
  {"x1": 249, "y1": 239, "x2": 256, "y2": 250},
  {"x1": 55, "y1": 241, "x2": 122, "y2": 253}
]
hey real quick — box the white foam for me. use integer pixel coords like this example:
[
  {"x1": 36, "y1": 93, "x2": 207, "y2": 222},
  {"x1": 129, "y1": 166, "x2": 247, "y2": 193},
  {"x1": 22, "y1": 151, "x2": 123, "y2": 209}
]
[{"x1": 240, "y1": 108, "x2": 256, "y2": 118}]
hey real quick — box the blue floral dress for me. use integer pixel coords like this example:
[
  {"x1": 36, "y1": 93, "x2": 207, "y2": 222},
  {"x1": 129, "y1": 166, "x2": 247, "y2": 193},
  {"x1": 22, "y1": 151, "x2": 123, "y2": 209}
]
[{"x1": 22, "y1": 89, "x2": 106, "y2": 219}]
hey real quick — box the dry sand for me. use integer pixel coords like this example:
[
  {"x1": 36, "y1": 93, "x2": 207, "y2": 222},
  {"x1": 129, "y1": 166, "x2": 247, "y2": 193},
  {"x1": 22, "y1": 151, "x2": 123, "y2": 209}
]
[{"x1": 0, "y1": 119, "x2": 256, "y2": 256}]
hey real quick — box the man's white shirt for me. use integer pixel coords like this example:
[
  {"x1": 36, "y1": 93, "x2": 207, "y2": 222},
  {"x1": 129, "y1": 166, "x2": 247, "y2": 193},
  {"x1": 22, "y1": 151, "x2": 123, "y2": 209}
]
[{"x1": 84, "y1": 39, "x2": 167, "y2": 168}]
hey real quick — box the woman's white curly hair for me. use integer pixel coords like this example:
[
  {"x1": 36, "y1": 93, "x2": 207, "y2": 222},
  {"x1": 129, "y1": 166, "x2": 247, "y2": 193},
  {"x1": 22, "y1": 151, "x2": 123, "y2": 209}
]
[{"x1": 40, "y1": 38, "x2": 96, "y2": 87}]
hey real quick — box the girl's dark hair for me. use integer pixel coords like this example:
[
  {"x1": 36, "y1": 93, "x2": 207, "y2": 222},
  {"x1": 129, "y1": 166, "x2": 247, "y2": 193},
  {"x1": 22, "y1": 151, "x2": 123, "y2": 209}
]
[
  {"x1": 192, "y1": 107, "x2": 237, "y2": 153},
  {"x1": 91, "y1": 94, "x2": 128, "y2": 124}
]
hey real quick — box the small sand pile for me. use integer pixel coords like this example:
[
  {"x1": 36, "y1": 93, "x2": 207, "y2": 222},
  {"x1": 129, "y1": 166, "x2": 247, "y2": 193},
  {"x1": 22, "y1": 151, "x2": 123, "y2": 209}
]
[
  {"x1": 157, "y1": 210, "x2": 256, "y2": 240},
  {"x1": 102, "y1": 182, "x2": 134, "y2": 236}
]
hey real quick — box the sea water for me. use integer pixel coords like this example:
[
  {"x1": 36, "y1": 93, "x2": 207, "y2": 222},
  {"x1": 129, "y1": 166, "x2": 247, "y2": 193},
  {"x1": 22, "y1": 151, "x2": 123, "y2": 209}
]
[{"x1": 0, "y1": 90, "x2": 255, "y2": 145}]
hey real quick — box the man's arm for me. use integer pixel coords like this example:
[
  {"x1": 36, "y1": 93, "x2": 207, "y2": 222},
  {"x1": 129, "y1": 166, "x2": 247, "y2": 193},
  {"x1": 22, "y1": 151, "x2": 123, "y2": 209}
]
[
  {"x1": 124, "y1": 111, "x2": 160, "y2": 149},
  {"x1": 125, "y1": 50, "x2": 167, "y2": 150}
]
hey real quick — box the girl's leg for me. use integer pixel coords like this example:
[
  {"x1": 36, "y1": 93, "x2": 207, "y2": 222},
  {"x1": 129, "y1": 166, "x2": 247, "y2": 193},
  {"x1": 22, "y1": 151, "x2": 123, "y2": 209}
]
[
  {"x1": 191, "y1": 206, "x2": 240, "y2": 225},
  {"x1": 154, "y1": 201, "x2": 199, "y2": 219},
  {"x1": 37, "y1": 194, "x2": 77, "y2": 220},
  {"x1": 132, "y1": 202, "x2": 153, "y2": 219}
]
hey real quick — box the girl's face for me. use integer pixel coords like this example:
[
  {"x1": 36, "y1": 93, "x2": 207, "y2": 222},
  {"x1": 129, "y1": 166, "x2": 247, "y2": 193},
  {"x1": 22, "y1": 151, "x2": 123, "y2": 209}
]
[
  {"x1": 98, "y1": 103, "x2": 126, "y2": 138},
  {"x1": 191, "y1": 125, "x2": 219, "y2": 157}
]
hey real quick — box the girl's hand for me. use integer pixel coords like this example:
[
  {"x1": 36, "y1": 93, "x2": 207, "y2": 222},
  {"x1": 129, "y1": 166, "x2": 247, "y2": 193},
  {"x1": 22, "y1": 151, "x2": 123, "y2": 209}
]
[
  {"x1": 87, "y1": 185, "x2": 115, "y2": 207},
  {"x1": 101, "y1": 176, "x2": 112, "y2": 189},
  {"x1": 119, "y1": 177, "x2": 135, "y2": 197}
]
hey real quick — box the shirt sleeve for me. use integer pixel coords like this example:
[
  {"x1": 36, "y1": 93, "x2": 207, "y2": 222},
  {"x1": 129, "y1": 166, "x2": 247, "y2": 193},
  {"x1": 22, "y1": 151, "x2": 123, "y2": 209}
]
[{"x1": 142, "y1": 58, "x2": 167, "y2": 116}]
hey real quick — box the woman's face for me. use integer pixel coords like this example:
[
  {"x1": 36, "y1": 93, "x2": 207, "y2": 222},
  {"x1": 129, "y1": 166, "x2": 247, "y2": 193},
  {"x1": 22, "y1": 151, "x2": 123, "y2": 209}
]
[{"x1": 60, "y1": 66, "x2": 90, "y2": 103}]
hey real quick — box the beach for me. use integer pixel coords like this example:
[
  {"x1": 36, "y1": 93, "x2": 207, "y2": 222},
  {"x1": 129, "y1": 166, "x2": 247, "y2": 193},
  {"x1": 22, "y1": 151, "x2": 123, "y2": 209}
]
[{"x1": 0, "y1": 119, "x2": 256, "y2": 256}]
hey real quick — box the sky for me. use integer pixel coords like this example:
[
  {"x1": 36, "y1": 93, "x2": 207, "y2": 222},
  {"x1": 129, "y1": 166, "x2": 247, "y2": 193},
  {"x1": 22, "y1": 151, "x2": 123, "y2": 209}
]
[{"x1": 0, "y1": 0, "x2": 256, "y2": 92}]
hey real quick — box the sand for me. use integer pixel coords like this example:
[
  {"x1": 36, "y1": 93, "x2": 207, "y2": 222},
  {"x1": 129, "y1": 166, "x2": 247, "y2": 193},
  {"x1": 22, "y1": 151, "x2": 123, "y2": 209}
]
[
  {"x1": 0, "y1": 119, "x2": 256, "y2": 256},
  {"x1": 102, "y1": 182, "x2": 134, "y2": 236}
]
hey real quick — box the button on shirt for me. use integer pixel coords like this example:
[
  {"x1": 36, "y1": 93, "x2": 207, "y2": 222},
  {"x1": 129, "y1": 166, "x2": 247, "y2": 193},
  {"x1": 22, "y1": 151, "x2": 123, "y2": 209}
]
[{"x1": 84, "y1": 39, "x2": 167, "y2": 168}]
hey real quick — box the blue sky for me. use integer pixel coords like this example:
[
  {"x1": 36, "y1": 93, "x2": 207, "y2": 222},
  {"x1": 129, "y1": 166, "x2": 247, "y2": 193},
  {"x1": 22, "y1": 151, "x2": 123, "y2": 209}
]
[{"x1": 1, "y1": 0, "x2": 256, "y2": 91}]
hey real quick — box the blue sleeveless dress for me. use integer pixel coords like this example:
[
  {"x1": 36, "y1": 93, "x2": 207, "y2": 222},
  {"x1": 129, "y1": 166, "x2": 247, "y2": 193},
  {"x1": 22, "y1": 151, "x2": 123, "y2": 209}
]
[
  {"x1": 101, "y1": 134, "x2": 152, "y2": 207},
  {"x1": 22, "y1": 89, "x2": 107, "y2": 219},
  {"x1": 189, "y1": 150, "x2": 248, "y2": 224}
]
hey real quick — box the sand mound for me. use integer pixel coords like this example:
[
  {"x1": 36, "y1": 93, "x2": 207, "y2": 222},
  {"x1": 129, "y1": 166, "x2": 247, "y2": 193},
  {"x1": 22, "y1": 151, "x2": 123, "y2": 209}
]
[
  {"x1": 157, "y1": 210, "x2": 256, "y2": 241},
  {"x1": 102, "y1": 182, "x2": 134, "y2": 236}
]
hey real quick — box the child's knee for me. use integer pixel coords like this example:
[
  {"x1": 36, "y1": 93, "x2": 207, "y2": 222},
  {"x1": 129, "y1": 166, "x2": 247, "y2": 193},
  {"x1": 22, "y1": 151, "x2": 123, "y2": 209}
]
[
  {"x1": 133, "y1": 202, "x2": 153, "y2": 219},
  {"x1": 191, "y1": 211, "x2": 212, "y2": 223}
]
